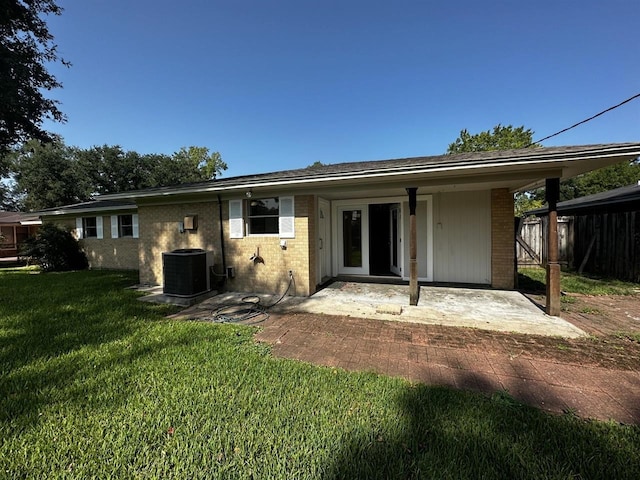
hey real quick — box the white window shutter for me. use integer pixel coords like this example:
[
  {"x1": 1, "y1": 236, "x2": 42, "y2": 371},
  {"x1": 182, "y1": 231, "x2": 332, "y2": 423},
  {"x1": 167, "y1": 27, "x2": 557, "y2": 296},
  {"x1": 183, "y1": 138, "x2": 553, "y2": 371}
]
[
  {"x1": 75, "y1": 217, "x2": 83, "y2": 239},
  {"x1": 111, "y1": 215, "x2": 119, "y2": 238},
  {"x1": 279, "y1": 196, "x2": 295, "y2": 238},
  {"x1": 132, "y1": 214, "x2": 139, "y2": 238},
  {"x1": 229, "y1": 200, "x2": 244, "y2": 238},
  {"x1": 96, "y1": 216, "x2": 104, "y2": 239}
]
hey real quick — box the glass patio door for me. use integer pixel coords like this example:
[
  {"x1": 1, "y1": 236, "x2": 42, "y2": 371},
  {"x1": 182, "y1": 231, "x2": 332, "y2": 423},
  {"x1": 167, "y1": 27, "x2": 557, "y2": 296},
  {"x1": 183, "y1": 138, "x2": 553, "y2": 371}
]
[{"x1": 338, "y1": 206, "x2": 369, "y2": 275}]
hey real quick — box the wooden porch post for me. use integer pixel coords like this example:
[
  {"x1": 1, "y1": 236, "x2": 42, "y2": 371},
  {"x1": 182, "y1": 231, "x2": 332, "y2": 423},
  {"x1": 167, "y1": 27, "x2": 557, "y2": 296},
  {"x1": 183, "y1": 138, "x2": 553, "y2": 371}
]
[
  {"x1": 406, "y1": 187, "x2": 419, "y2": 306},
  {"x1": 546, "y1": 178, "x2": 561, "y2": 316}
]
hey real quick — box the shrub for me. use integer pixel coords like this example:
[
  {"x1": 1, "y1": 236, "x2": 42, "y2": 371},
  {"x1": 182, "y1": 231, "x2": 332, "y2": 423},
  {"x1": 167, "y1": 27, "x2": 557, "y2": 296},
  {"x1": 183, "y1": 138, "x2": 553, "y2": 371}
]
[{"x1": 20, "y1": 223, "x2": 88, "y2": 271}]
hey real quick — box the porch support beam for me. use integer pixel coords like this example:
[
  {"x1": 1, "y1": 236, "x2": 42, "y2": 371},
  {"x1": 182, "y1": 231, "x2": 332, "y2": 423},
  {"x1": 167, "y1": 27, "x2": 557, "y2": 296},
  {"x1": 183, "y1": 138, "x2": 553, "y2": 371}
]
[
  {"x1": 406, "y1": 187, "x2": 419, "y2": 306},
  {"x1": 545, "y1": 178, "x2": 561, "y2": 316}
]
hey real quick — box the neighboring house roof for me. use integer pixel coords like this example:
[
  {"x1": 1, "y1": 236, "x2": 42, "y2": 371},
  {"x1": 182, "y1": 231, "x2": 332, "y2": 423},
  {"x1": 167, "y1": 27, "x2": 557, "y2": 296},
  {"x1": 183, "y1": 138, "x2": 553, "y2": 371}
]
[
  {"x1": 0, "y1": 211, "x2": 42, "y2": 225},
  {"x1": 99, "y1": 143, "x2": 640, "y2": 200},
  {"x1": 527, "y1": 182, "x2": 640, "y2": 216},
  {"x1": 36, "y1": 200, "x2": 137, "y2": 216}
]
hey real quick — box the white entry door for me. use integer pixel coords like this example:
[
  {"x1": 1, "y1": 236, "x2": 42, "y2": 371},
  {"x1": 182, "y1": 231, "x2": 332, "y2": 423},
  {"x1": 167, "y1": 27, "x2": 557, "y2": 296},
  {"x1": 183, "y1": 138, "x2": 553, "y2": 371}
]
[
  {"x1": 337, "y1": 205, "x2": 369, "y2": 275},
  {"x1": 389, "y1": 204, "x2": 402, "y2": 276}
]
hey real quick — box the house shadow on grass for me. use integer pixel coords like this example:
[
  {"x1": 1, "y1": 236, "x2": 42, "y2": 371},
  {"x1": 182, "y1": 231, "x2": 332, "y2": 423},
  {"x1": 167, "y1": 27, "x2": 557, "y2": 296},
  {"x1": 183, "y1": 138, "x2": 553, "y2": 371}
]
[
  {"x1": 517, "y1": 272, "x2": 546, "y2": 295},
  {"x1": 324, "y1": 377, "x2": 640, "y2": 479}
]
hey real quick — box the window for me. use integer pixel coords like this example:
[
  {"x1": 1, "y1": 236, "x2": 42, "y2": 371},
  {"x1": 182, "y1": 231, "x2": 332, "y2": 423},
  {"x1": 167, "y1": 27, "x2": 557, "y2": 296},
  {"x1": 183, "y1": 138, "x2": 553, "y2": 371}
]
[
  {"x1": 229, "y1": 196, "x2": 294, "y2": 239},
  {"x1": 83, "y1": 217, "x2": 98, "y2": 238},
  {"x1": 1, "y1": 226, "x2": 14, "y2": 249},
  {"x1": 76, "y1": 216, "x2": 103, "y2": 239},
  {"x1": 110, "y1": 213, "x2": 138, "y2": 239},
  {"x1": 248, "y1": 198, "x2": 279, "y2": 235},
  {"x1": 118, "y1": 214, "x2": 134, "y2": 237}
]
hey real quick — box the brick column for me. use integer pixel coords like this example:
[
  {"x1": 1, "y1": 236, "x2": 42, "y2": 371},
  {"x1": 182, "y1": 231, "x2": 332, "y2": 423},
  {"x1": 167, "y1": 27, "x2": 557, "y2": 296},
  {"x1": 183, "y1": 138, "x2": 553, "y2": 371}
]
[{"x1": 491, "y1": 188, "x2": 515, "y2": 289}]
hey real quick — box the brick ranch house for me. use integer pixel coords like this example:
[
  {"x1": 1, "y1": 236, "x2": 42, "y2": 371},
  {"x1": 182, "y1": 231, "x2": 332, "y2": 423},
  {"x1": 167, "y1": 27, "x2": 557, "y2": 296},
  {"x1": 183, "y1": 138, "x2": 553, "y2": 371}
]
[{"x1": 38, "y1": 143, "x2": 640, "y2": 315}]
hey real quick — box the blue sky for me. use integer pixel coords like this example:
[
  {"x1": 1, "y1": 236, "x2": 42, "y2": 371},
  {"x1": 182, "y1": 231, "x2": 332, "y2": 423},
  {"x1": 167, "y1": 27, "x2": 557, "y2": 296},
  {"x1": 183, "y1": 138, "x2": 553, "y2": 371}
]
[{"x1": 45, "y1": 0, "x2": 639, "y2": 177}]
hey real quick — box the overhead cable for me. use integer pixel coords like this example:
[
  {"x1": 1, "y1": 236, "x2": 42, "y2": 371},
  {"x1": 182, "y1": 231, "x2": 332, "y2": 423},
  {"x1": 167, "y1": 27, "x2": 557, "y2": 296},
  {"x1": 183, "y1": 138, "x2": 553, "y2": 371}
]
[{"x1": 532, "y1": 92, "x2": 640, "y2": 145}]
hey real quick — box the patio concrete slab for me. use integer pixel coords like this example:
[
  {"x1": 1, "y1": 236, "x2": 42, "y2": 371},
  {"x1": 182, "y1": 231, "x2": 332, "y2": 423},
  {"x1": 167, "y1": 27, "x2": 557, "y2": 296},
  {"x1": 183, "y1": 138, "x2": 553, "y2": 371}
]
[{"x1": 170, "y1": 281, "x2": 586, "y2": 338}]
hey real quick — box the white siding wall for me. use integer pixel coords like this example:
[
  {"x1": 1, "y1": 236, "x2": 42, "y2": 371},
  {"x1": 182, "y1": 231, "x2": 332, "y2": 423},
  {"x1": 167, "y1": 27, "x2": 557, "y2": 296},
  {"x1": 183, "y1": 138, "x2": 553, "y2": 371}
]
[{"x1": 433, "y1": 190, "x2": 491, "y2": 284}]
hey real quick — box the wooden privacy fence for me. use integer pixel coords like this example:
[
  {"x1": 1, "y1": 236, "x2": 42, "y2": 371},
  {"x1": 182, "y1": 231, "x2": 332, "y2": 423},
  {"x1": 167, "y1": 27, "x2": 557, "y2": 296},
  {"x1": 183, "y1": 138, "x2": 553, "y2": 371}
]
[
  {"x1": 517, "y1": 213, "x2": 640, "y2": 282},
  {"x1": 516, "y1": 217, "x2": 573, "y2": 266},
  {"x1": 573, "y1": 211, "x2": 640, "y2": 283}
]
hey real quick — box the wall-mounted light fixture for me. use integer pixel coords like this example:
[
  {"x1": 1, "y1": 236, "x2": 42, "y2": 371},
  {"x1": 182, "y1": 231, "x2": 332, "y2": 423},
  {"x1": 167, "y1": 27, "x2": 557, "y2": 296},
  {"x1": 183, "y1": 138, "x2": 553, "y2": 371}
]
[
  {"x1": 246, "y1": 189, "x2": 253, "y2": 198},
  {"x1": 183, "y1": 215, "x2": 198, "y2": 231}
]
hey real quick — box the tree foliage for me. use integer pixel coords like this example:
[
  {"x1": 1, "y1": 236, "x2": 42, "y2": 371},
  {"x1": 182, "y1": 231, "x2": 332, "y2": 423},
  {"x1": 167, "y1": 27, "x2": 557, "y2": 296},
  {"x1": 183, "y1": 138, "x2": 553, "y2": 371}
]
[
  {"x1": 0, "y1": 0, "x2": 68, "y2": 154},
  {"x1": 447, "y1": 125, "x2": 538, "y2": 154},
  {"x1": 172, "y1": 146, "x2": 227, "y2": 181},
  {"x1": 11, "y1": 138, "x2": 88, "y2": 210},
  {"x1": 5, "y1": 139, "x2": 226, "y2": 210},
  {"x1": 20, "y1": 222, "x2": 88, "y2": 271},
  {"x1": 447, "y1": 125, "x2": 540, "y2": 215},
  {"x1": 554, "y1": 159, "x2": 640, "y2": 202}
]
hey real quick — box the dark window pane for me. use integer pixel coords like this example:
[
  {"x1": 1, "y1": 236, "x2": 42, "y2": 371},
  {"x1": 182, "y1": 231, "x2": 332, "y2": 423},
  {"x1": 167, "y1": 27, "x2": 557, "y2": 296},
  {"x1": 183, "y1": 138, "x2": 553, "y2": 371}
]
[
  {"x1": 249, "y1": 198, "x2": 279, "y2": 217},
  {"x1": 83, "y1": 217, "x2": 97, "y2": 238},
  {"x1": 342, "y1": 210, "x2": 362, "y2": 267},
  {"x1": 249, "y1": 216, "x2": 279, "y2": 234},
  {"x1": 119, "y1": 214, "x2": 133, "y2": 237}
]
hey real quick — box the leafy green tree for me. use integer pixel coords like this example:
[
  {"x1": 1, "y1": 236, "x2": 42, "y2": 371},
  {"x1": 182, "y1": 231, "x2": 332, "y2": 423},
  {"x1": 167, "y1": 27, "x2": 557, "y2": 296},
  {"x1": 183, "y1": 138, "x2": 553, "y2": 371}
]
[
  {"x1": 447, "y1": 125, "x2": 537, "y2": 153},
  {"x1": 11, "y1": 138, "x2": 91, "y2": 210},
  {"x1": 76, "y1": 145, "x2": 161, "y2": 195},
  {"x1": 554, "y1": 159, "x2": 640, "y2": 201},
  {"x1": 0, "y1": 0, "x2": 69, "y2": 154},
  {"x1": 447, "y1": 125, "x2": 540, "y2": 215},
  {"x1": 171, "y1": 146, "x2": 227, "y2": 181}
]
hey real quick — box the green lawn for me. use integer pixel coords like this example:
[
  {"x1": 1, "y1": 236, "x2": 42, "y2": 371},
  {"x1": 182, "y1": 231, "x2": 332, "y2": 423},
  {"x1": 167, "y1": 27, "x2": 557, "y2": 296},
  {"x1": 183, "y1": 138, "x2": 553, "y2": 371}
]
[
  {"x1": 519, "y1": 267, "x2": 639, "y2": 295},
  {"x1": 1, "y1": 269, "x2": 639, "y2": 479}
]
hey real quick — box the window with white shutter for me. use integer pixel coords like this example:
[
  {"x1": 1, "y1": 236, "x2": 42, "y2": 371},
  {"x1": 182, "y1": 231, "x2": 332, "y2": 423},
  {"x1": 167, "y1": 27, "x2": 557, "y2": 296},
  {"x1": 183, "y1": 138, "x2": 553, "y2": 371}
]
[
  {"x1": 111, "y1": 216, "x2": 119, "y2": 238},
  {"x1": 75, "y1": 218, "x2": 83, "y2": 239},
  {"x1": 132, "y1": 214, "x2": 139, "y2": 238},
  {"x1": 96, "y1": 216, "x2": 103, "y2": 239},
  {"x1": 279, "y1": 196, "x2": 295, "y2": 238},
  {"x1": 229, "y1": 199, "x2": 244, "y2": 238}
]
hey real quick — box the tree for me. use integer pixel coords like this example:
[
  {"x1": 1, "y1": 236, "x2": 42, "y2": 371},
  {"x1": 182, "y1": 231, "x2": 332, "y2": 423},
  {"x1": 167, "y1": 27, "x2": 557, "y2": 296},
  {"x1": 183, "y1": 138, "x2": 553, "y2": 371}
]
[
  {"x1": 447, "y1": 125, "x2": 537, "y2": 154},
  {"x1": 447, "y1": 125, "x2": 541, "y2": 215},
  {"x1": 76, "y1": 145, "x2": 160, "y2": 195},
  {"x1": 555, "y1": 159, "x2": 640, "y2": 201},
  {"x1": 7, "y1": 138, "x2": 228, "y2": 209},
  {"x1": 171, "y1": 146, "x2": 227, "y2": 181},
  {"x1": 11, "y1": 138, "x2": 91, "y2": 210},
  {"x1": 0, "y1": 0, "x2": 69, "y2": 154}
]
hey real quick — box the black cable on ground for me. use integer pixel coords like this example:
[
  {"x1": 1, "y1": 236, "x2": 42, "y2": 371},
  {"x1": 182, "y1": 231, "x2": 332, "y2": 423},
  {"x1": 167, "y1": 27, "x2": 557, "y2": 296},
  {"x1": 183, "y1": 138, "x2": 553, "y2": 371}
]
[{"x1": 210, "y1": 273, "x2": 294, "y2": 325}]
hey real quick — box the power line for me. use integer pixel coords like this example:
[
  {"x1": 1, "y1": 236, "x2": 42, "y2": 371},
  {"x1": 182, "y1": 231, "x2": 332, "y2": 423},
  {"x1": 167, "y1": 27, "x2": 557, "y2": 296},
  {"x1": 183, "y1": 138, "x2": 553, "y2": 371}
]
[{"x1": 532, "y1": 92, "x2": 640, "y2": 145}]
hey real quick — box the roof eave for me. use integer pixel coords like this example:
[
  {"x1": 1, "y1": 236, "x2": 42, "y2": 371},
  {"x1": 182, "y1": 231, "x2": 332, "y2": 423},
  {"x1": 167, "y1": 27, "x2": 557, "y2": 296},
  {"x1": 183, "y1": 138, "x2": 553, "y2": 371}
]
[{"x1": 99, "y1": 144, "x2": 640, "y2": 201}]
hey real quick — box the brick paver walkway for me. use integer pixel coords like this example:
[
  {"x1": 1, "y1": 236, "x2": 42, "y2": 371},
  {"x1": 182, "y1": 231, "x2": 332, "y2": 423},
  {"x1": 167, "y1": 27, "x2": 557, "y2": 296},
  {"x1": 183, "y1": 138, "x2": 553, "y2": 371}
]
[{"x1": 255, "y1": 313, "x2": 640, "y2": 424}]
